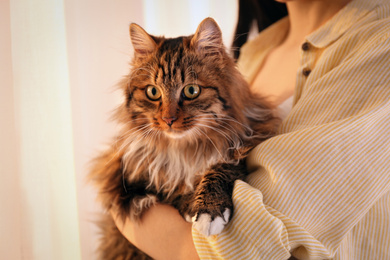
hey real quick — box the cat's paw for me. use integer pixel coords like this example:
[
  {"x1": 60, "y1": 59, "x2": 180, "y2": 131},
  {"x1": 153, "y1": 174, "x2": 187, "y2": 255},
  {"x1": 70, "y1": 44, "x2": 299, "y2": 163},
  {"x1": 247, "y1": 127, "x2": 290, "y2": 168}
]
[{"x1": 192, "y1": 208, "x2": 230, "y2": 236}]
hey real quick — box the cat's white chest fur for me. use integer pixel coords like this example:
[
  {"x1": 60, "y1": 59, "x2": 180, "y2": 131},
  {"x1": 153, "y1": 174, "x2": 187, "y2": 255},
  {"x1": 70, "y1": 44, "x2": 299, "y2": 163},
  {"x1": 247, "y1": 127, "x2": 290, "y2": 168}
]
[{"x1": 123, "y1": 137, "x2": 224, "y2": 193}]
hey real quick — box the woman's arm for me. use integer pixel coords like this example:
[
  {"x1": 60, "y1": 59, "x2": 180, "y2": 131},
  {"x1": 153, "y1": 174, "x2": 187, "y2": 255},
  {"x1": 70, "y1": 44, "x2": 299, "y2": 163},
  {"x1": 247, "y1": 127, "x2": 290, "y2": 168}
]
[
  {"x1": 111, "y1": 204, "x2": 199, "y2": 260},
  {"x1": 192, "y1": 17, "x2": 390, "y2": 260}
]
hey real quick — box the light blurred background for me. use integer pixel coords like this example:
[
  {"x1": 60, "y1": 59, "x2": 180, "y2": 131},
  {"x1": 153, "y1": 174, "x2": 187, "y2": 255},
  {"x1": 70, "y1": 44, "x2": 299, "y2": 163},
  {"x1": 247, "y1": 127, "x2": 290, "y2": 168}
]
[{"x1": 0, "y1": 0, "x2": 238, "y2": 259}]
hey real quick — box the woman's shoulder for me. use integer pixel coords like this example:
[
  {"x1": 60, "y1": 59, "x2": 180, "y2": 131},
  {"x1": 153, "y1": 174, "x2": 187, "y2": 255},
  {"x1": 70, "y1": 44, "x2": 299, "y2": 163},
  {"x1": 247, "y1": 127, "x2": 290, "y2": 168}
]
[
  {"x1": 306, "y1": 0, "x2": 390, "y2": 49},
  {"x1": 303, "y1": 0, "x2": 390, "y2": 68},
  {"x1": 339, "y1": 3, "x2": 390, "y2": 63},
  {"x1": 349, "y1": 2, "x2": 390, "y2": 44}
]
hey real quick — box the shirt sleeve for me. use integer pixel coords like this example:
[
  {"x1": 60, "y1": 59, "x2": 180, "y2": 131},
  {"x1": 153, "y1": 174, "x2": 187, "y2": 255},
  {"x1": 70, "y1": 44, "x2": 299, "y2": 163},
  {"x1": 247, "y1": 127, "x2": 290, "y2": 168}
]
[{"x1": 192, "y1": 34, "x2": 390, "y2": 260}]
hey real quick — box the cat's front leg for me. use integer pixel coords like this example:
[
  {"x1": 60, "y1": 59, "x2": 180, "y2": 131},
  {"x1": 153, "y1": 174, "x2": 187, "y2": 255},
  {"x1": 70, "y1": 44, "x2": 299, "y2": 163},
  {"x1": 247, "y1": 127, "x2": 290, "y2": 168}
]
[
  {"x1": 189, "y1": 161, "x2": 248, "y2": 236},
  {"x1": 115, "y1": 179, "x2": 159, "y2": 221}
]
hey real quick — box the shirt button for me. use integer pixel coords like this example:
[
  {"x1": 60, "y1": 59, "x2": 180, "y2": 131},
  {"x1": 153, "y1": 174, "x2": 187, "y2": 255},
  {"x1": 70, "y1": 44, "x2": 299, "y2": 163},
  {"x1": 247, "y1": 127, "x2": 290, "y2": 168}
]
[
  {"x1": 303, "y1": 68, "x2": 311, "y2": 76},
  {"x1": 302, "y1": 42, "x2": 310, "y2": 51}
]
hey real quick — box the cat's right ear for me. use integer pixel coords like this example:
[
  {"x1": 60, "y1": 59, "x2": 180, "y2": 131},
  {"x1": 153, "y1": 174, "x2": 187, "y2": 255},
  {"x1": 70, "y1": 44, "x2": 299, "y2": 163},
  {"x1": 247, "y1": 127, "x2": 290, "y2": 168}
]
[
  {"x1": 129, "y1": 23, "x2": 156, "y2": 58},
  {"x1": 191, "y1": 18, "x2": 223, "y2": 57}
]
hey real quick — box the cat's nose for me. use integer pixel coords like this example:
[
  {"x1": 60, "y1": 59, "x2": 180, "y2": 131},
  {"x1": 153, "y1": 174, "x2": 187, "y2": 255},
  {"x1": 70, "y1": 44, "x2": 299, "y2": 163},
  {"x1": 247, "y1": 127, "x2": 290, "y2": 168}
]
[{"x1": 162, "y1": 117, "x2": 177, "y2": 127}]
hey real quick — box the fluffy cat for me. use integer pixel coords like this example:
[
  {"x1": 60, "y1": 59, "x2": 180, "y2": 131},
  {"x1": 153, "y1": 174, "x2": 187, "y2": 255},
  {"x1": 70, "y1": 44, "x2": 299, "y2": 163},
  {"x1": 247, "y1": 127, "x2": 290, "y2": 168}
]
[{"x1": 90, "y1": 17, "x2": 278, "y2": 259}]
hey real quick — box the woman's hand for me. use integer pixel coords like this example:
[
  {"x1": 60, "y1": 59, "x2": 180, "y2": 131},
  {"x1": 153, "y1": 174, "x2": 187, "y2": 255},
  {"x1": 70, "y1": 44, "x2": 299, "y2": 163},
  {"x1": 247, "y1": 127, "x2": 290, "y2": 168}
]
[{"x1": 111, "y1": 204, "x2": 200, "y2": 260}]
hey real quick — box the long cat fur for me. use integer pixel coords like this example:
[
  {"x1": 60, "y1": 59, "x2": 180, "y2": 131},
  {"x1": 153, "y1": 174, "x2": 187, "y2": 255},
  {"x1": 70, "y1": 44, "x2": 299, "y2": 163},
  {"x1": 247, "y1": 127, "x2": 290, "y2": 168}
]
[{"x1": 89, "y1": 17, "x2": 279, "y2": 259}]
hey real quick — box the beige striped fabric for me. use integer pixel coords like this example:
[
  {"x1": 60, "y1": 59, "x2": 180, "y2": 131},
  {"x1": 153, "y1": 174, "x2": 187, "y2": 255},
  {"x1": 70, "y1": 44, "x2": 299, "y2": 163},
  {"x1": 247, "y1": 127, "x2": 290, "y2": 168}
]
[{"x1": 192, "y1": 0, "x2": 390, "y2": 259}]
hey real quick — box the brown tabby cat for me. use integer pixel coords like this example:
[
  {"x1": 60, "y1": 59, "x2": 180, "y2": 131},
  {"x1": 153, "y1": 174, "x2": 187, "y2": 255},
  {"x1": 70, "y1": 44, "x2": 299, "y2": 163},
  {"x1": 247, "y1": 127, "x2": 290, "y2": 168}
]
[{"x1": 90, "y1": 18, "x2": 278, "y2": 259}]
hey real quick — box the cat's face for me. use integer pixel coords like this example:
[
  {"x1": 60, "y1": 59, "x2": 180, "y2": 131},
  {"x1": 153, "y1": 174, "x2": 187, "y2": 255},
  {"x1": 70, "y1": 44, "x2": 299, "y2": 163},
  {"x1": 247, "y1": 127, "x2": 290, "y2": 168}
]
[
  {"x1": 124, "y1": 18, "x2": 240, "y2": 141},
  {"x1": 129, "y1": 72, "x2": 225, "y2": 139}
]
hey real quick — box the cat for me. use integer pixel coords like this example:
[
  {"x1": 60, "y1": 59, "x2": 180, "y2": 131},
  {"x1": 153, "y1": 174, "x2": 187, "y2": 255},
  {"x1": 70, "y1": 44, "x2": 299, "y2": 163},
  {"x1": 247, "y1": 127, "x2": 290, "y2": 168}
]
[{"x1": 89, "y1": 17, "x2": 278, "y2": 259}]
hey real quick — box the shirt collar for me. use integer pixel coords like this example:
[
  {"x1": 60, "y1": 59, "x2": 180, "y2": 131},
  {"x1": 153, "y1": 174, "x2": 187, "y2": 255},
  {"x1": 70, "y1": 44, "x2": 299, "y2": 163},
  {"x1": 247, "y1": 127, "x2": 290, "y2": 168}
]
[{"x1": 306, "y1": 0, "x2": 385, "y2": 48}]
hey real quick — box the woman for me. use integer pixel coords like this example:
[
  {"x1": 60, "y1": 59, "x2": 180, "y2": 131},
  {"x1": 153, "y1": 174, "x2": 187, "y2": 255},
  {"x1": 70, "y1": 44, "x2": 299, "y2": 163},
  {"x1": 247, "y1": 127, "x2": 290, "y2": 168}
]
[{"x1": 112, "y1": 0, "x2": 390, "y2": 259}]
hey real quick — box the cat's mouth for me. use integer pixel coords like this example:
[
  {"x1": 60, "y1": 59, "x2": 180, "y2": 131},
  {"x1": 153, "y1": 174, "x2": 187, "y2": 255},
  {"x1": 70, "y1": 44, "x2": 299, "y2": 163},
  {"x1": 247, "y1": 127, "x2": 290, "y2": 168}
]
[{"x1": 152, "y1": 116, "x2": 198, "y2": 139}]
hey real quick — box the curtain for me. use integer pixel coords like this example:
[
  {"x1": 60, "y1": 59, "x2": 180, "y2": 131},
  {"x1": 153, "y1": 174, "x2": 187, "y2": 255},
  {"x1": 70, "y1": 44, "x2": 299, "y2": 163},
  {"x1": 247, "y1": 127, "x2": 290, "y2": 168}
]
[
  {"x1": 1, "y1": 0, "x2": 81, "y2": 259},
  {"x1": 0, "y1": 0, "x2": 237, "y2": 259}
]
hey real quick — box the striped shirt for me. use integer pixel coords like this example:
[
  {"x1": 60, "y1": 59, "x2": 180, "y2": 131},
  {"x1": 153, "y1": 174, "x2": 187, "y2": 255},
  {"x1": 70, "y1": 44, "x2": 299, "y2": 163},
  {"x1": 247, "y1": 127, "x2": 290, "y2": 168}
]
[{"x1": 192, "y1": 0, "x2": 390, "y2": 259}]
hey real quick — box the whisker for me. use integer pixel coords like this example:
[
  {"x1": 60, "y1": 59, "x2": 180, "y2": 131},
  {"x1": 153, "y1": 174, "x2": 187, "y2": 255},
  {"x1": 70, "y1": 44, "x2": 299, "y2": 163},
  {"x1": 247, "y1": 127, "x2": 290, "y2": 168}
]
[
  {"x1": 195, "y1": 123, "x2": 242, "y2": 153},
  {"x1": 142, "y1": 128, "x2": 157, "y2": 166},
  {"x1": 114, "y1": 121, "x2": 149, "y2": 143},
  {"x1": 196, "y1": 128, "x2": 226, "y2": 163},
  {"x1": 196, "y1": 118, "x2": 242, "y2": 138},
  {"x1": 105, "y1": 123, "x2": 152, "y2": 169},
  {"x1": 196, "y1": 114, "x2": 253, "y2": 134},
  {"x1": 195, "y1": 123, "x2": 234, "y2": 143},
  {"x1": 116, "y1": 123, "x2": 152, "y2": 144},
  {"x1": 190, "y1": 127, "x2": 201, "y2": 159},
  {"x1": 118, "y1": 124, "x2": 153, "y2": 152},
  {"x1": 193, "y1": 114, "x2": 250, "y2": 140}
]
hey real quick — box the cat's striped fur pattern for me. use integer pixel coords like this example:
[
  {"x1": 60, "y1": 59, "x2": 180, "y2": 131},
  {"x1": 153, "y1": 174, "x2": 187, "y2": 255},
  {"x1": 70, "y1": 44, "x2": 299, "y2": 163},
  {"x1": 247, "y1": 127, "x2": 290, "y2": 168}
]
[{"x1": 90, "y1": 18, "x2": 278, "y2": 259}]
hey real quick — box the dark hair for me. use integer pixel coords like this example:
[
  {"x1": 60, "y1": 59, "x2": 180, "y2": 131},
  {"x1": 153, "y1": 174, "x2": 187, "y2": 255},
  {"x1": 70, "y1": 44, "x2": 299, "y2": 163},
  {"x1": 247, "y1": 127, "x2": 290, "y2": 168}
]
[{"x1": 232, "y1": 0, "x2": 287, "y2": 60}]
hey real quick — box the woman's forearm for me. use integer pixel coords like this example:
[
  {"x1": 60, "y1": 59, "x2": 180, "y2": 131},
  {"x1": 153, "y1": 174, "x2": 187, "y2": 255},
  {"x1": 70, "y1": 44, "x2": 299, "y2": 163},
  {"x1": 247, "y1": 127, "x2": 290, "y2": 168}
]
[{"x1": 111, "y1": 204, "x2": 199, "y2": 260}]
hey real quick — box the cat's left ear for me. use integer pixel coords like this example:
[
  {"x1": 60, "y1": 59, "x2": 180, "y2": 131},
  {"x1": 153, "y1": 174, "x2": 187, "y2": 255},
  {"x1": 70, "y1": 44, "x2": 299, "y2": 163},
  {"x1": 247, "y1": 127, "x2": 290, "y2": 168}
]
[
  {"x1": 129, "y1": 23, "x2": 157, "y2": 58},
  {"x1": 191, "y1": 18, "x2": 223, "y2": 56}
]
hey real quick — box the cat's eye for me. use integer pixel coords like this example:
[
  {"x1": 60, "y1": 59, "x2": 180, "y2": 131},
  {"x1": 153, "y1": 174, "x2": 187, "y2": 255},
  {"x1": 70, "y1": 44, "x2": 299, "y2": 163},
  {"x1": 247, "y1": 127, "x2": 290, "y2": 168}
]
[
  {"x1": 145, "y1": 85, "x2": 162, "y2": 100},
  {"x1": 183, "y1": 84, "x2": 200, "y2": 100}
]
